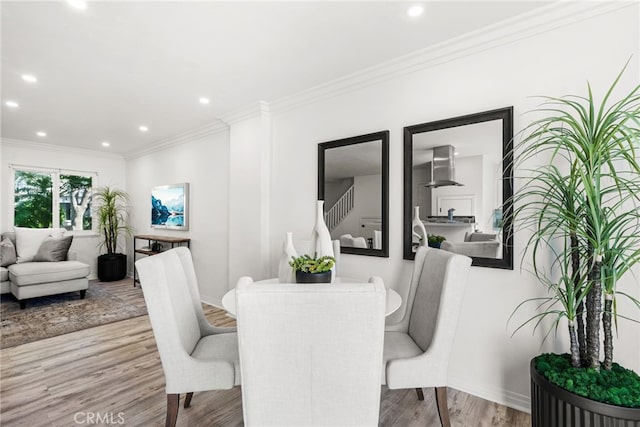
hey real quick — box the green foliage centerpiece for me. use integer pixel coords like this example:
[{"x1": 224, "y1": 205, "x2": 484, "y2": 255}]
[
  {"x1": 510, "y1": 65, "x2": 640, "y2": 419},
  {"x1": 289, "y1": 254, "x2": 335, "y2": 284},
  {"x1": 427, "y1": 234, "x2": 446, "y2": 249}
]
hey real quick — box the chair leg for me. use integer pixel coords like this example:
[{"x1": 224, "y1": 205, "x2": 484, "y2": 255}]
[
  {"x1": 19, "y1": 300, "x2": 26, "y2": 310},
  {"x1": 80, "y1": 290, "x2": 87, "y2": 299},
  {"x1": 434, "y1": 387, "x2": 451, "y2": 427},
  {"x1": 415, "y1": 387, "x2": 425, "y2": 401},
  {"x1": 166, "y1": 394, "x2": 180, "y2": 427},
  {"x1": 184, "y1": 392, "x2": 193, "y2": 408}
]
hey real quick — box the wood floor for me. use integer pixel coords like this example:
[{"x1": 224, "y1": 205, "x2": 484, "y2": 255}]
[{"x1": 0, "y1": 280, "x2": 530, "y2": 426}]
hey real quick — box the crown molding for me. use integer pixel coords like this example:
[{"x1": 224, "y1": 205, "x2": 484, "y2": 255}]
[
  {"x1": 262, "y1": 1, "x2": 632, "y2": 115},
  {"x1": 219, "y1": 100, "x2": 270, "y2": 125},
  {"x1": 0, "y1": 137, "x2": 125, "y2": 159},
  {"x1": 124, "y1": 119, "x2": 229, "y2": 160}
]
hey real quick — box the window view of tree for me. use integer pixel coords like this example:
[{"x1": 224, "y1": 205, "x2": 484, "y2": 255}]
[
  {"x1": 13, "y1": 168, "x2": 95, "y2": 231},
  {"x1": 60, "y1": 175, "x2": 92, "y2": 231},
  {"x1": 14, "y1": 171, "x2": 54, "y2": 228}
]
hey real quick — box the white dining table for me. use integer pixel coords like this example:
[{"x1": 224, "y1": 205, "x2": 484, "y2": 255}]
[{"x1": 221, "y1": 277, "x2": 402, "y2": 318}]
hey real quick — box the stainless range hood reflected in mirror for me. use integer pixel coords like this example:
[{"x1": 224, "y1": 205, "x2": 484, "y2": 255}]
[{"x1": 425, "y1": 145, "x2": 464, "y2": 188}]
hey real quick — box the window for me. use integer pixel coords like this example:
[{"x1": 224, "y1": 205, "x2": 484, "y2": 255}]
[{"x1": 12, "y1": 167, "x2": 97, "y2": 233}]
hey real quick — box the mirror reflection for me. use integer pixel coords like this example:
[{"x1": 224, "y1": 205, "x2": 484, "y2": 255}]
[
  {"x1": 318, "y1": 131, "x2": 389, "y2": 257},
  {"x1": 403, "y1": 108, "x2": 513, "y2": 269}
]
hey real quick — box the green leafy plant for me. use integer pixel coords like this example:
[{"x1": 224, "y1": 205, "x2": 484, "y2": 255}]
[
  {"x1": 427, "y1": 234, "x2": 446, "y2": 244},
  {"x1": 289, "y1": 254, "x2": 335, "y2": 273},
  {"x1": 94, "y1": 186, "x2": 132, "y2": 254},
  {"x1": 536, "y1": 353, "x2": 640, "y2": 407},
  {"x1": 509, "y1": 64, "x2": 640, "y2": 377}
]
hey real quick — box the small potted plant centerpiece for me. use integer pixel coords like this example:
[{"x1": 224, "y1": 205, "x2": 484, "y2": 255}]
[
  {"x1": 95, "y1": 186, "x2": 132, "y2": 282},
  {"x1": 427, "y1": 234, "x2": 446, "y2": 249},
  {"x1": 289, "y1": 254, "x2": 335, "y2": 284},
  {"x1": 510, "y1": 65, "x2": 640, "y2": 425}
]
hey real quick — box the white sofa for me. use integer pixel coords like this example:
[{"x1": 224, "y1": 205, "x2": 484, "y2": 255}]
[
  {"x1": 1, "y1": 231, "x2": 90, "y2": 309},
  {"x1": 440, "y1": 231, "x2": 501, "y2": 258}
]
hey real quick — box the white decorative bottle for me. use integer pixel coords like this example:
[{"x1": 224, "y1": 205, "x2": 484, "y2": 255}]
[
  {"x1": 412, "y1": 205, "x2": 428, "y2": 246},
  {"x1": 310, "y1": 200, "x2": 334, "y2": 258},
  {"x1": 278, "y1": 232, "x2": 298, "y2": 283}
]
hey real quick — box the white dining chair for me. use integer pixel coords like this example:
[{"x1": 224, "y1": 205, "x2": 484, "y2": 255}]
[
  {"x1": 135, "y1": 247, "x2": 240, "y2": 427},
  {"x1": 235, "y1": 277, "x2": 386, "y2": 426},
  {"x1": 383, "y1": 246, "x2": 471, "y2": 427}
]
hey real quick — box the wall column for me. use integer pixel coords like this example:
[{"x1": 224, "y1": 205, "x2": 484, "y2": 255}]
[{"x1": 225, "y1": 102, "x2": 272, "y2": 287}]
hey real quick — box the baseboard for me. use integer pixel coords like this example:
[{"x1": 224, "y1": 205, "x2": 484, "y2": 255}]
[
  {"x1": 200, "y1": 295, "x2": 223, "y2": 310},
  {"x1": 448, "y1": 376, "x2": 530, "y2": 414}
]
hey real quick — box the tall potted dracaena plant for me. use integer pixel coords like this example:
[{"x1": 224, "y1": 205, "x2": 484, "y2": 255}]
[
  {"x1": 510, "y1": 65, "x2": 640, "y2": 424},
  {"x1": 95, "y1": 186, "x2": 132, "y2": 282}
]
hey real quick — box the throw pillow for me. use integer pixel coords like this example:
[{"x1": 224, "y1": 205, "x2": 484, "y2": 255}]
[
  {"x1": 34, "y1": 235, "x2": 74, "y2": 262},
  {"x1": 0, "y1": 237, "x2": 17, "y2": 267},
  {"x1": 14, "y1": 227, "x2": 66, "y2": 263}
]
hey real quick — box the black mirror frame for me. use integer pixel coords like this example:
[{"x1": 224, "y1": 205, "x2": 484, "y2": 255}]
[
  {"x1": 318, "y1": 130, "x2": 389, "y2": 258},
  {"x1": 402, "y1": 107, "x2": 514, "y2": 269}
]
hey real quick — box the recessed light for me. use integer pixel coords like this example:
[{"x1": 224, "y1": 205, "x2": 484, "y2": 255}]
[
  {"x1": 101, "y1": 141, "x2": 110, "y2": 147},
  {"x1": 21, "y1": 74, "x2": 38, "y2": 83},
  {"x1": 36, "y1": 131, "x2": 47, "y2": 137},
  {"x1": 66, "y1": 0, "x2": 87, "y2": 10},
  {"x1": 199, "y1": 97, "x2": 210, "y2": 105},
  {"x1": 139, "y1": 125, "x2": 148, "y2": 132},
  {"x1": 407, "y1": 5, "x2": 424, "y2": 17},
  {"x1": 5, "y1": 100, "x2": 19, "y2": 108},
  {"x1": 454, "y1": 151, "x2": 459, "y2": 156}
]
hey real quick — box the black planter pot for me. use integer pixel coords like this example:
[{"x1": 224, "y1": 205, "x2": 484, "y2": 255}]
[
  {"x1": 295, "y1": 270, "x2": 332, "y2": 284},
  {"x1": 97, "y1": 253, "x2": 128, "y2": 282},
  {"x1": 530, "y1": 358, "x2": 640, "y2": 427},
  {"x1": 428, "y1": 242, "x2": 442, "y2": 249}
]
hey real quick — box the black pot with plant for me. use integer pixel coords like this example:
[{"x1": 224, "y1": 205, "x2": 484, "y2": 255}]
[
  {"x1": 289, "y1": 254, "x2": 335, "y2": 284},
  {"x1": 427, "y1": 234, "x2": 446, "y2": 249},
  {"x1": 95, "y1": 186, "x2": 132, "y2": 282},
  {"x1": 510, "y1": 64, "x2": 640, "y2": 424}
]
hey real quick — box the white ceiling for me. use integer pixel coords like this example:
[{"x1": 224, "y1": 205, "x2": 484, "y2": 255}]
[{"x1": 1, "y1": 1, "x2": 548, "y2": 156}]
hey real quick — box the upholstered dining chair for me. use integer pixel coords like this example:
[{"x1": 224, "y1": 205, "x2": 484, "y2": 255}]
[
  {"x1": 235, "y1": 277, "x2": 386, "y2": 426},
  {"x1": 135, "y1": 247, "x2": 240, "y2": 427},
  {"x1": 383, "y1": 246, "x2": 472, "y2": 427}
]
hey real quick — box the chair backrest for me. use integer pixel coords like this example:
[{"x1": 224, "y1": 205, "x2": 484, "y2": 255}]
[
  {"x1": 135, "y1": 248, "x2": 209, "y2": 381},
  {"x1": 339, "y1": 235, "x2": 368, "y2": 248},
  {"x1": 339, "y1": 234, "x2": 353, "y2": 246},
  {"x1": 236, "y1": 277, "x2": 386, "y2": 426},
  {"x1": 389, "y1": 247, "x2": 471, "y2": 353},
  {"x1": 373, "y1": 230, "x2": 382, "y2": 250}
]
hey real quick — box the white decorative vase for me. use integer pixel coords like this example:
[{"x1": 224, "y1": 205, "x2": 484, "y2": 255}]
[
  {"x1": 412, "y1": 206, "x2": 428, "y2": 246},
  {"x1": 277, "y1": 232, "x2": 298, "y2": 283},
  {"x1": 310, "y1": 200, "x2": 334, "y2": 258}
]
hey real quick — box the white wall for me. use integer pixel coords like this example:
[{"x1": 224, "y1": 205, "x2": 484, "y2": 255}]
[
  {"x1": 0, "y1": 140, "x2": 126, "y2": 278},
  {"x1": 259, "y1": 4, "x2": 639, "y2": 412},
  {"x1": 125, "y1": 129, "x2": 230, "y2": 304}
]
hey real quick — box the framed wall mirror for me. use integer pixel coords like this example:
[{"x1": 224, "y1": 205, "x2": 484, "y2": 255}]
[
  {"x1": 403, "y1": 107, "x2": 513, "y2": 269},
  {"x1": 318, "y1": 130, "x2": 389, "y2": 257}
]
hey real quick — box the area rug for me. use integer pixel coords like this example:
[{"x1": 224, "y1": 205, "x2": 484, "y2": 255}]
[{"x1": 0, "y1": 279, "x2": 147, "y2": 349}]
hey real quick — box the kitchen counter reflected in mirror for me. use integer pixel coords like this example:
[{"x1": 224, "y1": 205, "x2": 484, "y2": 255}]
[
  {"x1": 403, "y1": 108, "x2": 513, "y2": 269},
  {"x1": 318, "y1": 131, "x2": 389, "y2": 257}
]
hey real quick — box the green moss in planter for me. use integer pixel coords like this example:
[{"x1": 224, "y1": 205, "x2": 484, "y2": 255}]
[{"x1": 535, "y1": 353, "x2": 640, "y2": 408}]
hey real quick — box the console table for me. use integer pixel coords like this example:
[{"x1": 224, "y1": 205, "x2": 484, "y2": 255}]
[{"x1": 133, "y1": 234, "x2": 191, "y2": 285}]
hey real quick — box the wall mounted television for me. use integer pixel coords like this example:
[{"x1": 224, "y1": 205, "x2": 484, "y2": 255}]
[{"x1": 151, "y1": 183, "x2": 189, "y2": 231}]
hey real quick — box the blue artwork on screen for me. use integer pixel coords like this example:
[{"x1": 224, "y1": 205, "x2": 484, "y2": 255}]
[{"x1": 151, "y1": 183, "x2": 189, "y2": 230}]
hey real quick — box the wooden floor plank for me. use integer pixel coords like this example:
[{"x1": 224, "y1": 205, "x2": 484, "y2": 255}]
[{"x1": 0, "y1": 280, "x2": 530, "y2": 426}]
